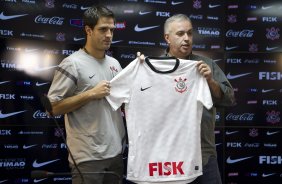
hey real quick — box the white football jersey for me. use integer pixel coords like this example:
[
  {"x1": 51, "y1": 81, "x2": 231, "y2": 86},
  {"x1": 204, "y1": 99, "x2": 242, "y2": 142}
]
[{"x1": 106, "y1": 57, "x2": 213, "y2": 184}]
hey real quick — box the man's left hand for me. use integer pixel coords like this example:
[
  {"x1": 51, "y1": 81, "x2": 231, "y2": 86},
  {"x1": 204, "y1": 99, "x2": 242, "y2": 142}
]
[
  {"x1": 137, "y1": 52, "x2": 145, "y2": 63},
  {"x1": 196, "y1": 60, "x2": 212, "y2": 82}
]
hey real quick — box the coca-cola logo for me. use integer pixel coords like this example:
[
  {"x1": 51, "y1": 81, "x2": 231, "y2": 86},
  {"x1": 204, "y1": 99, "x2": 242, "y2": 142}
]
[
  {"x1": 33, "y1": 110, "x2": 62, "y2": 119},
  {"x1": 226, "y1": 29, "x2": 254, "y2": 38},
  {"x1": 35, "y1": 15, "x2": 64, "y2": 25},
  {"x1": 226, "y1": 113, "x2": 255, "y2": 121}
]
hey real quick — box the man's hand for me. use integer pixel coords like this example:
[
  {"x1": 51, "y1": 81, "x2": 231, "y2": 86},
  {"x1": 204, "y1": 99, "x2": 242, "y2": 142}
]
[
  {"x1": 137, "y1": 52, "x2": 145, "y2": 63},
  {"x1": 196, "y1": 60, "x2": 212, "y2": 82},
  {"x1": 196, "y1": 60, "x2": 223, "y2": 98},
  {"x1": 88, "y1": 80, "x2": 111, "y2": 100}
]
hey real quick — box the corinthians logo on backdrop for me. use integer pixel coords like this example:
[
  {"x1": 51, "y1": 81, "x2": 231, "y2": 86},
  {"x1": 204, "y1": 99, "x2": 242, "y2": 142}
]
[{"x1": 174, "y1": 77, "x2": 187, "y2": 93}]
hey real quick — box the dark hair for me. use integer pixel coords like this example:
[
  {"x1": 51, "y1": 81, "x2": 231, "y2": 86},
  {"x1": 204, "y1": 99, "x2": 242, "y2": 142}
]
[{"x1": 83, "y1": 5, "x2": 115, "y2": 30}]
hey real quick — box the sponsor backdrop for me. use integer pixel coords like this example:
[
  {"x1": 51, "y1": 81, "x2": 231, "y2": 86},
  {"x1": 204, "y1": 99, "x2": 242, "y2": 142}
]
[{"x1": 0, "y1": 0, "x2": 281, "y2": 183}]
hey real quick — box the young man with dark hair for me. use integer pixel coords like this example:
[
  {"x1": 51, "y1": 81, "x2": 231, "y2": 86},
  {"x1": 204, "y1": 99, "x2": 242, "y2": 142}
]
[{"x1": 48, "y1": 5, "x2": 125, "y2": 184}]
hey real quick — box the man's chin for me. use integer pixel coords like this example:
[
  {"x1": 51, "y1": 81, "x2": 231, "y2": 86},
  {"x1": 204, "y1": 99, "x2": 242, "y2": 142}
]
[{"x1": 180, "y1": 49, "x2": 191, "y2": 55}]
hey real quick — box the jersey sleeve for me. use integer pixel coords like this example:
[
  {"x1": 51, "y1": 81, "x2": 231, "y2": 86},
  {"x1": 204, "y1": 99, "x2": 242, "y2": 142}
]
[
  {"x1": 48, "y1": 59, "x2": 78, "y2": 103},
  {"x1": 106, "y1": 58, "x2": 140, "y2": 110},
  {"x1": 197, "y1": 75, "x2": 213, "y2": 110}
]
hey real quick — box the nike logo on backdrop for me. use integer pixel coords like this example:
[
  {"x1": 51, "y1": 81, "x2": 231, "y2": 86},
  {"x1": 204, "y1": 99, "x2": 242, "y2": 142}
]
[
  {"x1": 32, "y1": 159, "x2": 60, "y2": 168},
  {"x1": 0, "y1": 110, "x2": 27, "y2": 118},
  {"x1": 111, "y1": 40, "x2": 123, "y2": 44},
  {"x1": 215, "y1": 143, "x2": 222, "y2": 147},
  {"x1": 225, "y1": 131, "x2": 238, "y2": 135},
  {"x1": 261, "y1": 89, "x2": 274, "y2": 93},
  {"x1": 209, "y1": 4, "x2": 221, "y2": 8},
  {"x1": 139, "y1": 11, "x2": 152, "y2": 15},
  {"x1": 226, "y1": 72, "x2": 252, "y2": 79},
  {"x1": 34, "y1": 178, "x2": 47, "y2": 183},
  {"x1": 171, "y1": 1, "x2": 184, "y2": 5},
  {"x1": 262, "y1": 173, "x2": 276, "y2": 177},
  {"x1": 36, "y1": 82, "x2": 49, "y2": 87},
  {"x1": 134, "y1": 24, "x2": 159, "y2": 32},
  {"x1": 266, "y1": 46, "x2": 278, "y2": 51},
  {"x1": 266, "y1": 131, "x2": 280, "y2": 136},
  {"x1": 80, "y1": 6, "x2": 90, "y2": 10},
  {"x1": 226, "y1": 156, "x2": 253, "y2": 164},
  {"x1": 73, "y1": 37, "x2": 85, "y2": 41},
  {"x1": 23, "y1": 144, "x2": 37, "y2": 149},
  {"x1": 0, "y1": 12, "x2": 28, "y2": 20},
  {"x1": 0, "y1": 81, "x2": 10, "y2": 85},
  {"x1": 141, "y1": 86, "x2": 152, "y2": 91},
  {"x1": 262, "y1": 6, "x2": 273, "y2": 10},
  {"x1": 225, "y1": 46, "x2": 238, "y2": 50}
]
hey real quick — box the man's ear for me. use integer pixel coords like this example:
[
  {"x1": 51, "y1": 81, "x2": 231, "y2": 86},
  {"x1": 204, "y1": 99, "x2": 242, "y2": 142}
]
[
  {"x1": 85, "y1": 25, "x2": 92, "y2": 36},
  {"x1": 164, "y1": 34, "x2": 170, "y2": 44}
]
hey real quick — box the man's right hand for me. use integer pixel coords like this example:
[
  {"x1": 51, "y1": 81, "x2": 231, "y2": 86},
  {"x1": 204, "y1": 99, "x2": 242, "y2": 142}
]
[{"x1": 88, "y1": 80, "x2": 111, "y2": 100}]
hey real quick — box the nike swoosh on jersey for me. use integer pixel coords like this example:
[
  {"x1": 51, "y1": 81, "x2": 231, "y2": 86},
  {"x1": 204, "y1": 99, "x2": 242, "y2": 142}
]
[
  {"x1": 0, "y1": 180, "x2": 8, "y2": 184},
  {"x1": 32, "y1": 159, "x2": 60, "y2": 168},
  {"x1": 23, "y1": 144, "x2": 37, "y2": 149},
  {"x1": 0, "y1": 12, "x2": 28, "y2": 20},
  {"x1": 171, "y1": 1, "x2": 184, "y2": 5},
  {"x1": 266, "y1": 131, "x2": 280, "y2": 135},
  {"x1": 226, "y1": 72, "x2": 252, "y2": 79},
  {"x1": 36, "y1": 82, "x2": 49, "y2": 87},
  {"x1": 134, "y1": 24, "x2": 159, "y2": 32},
  {"x1": 0, "y1": 110, "x2": 26, "y2": 118},
  {"x1": 89, "y1": 74, "x2": 95, "y2": 79},
  {"x1": 226, "y1": 156, "x2": 253, "y2": 164},
  {"x1": 141, "y1": 86, "x2": 152, "y2": 91}
]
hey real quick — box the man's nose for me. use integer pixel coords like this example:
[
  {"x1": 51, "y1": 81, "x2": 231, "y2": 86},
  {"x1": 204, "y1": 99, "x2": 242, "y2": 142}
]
[
  {"x1": 106, "y1": 29, "x2": 113, "y2": 37},
  {"x1": 184, "y1": 33, "x2": 190, "y2": 40}
]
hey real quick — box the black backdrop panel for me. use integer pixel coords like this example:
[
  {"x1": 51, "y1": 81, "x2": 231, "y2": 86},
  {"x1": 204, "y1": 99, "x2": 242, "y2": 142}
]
[
  {"x1": 224, "y1": 53, "x2": 282, "y2": 127},
  {"x1": 225, "y1": 0, "x2": 282, "y2": 52},
  {"x1": 1, "y1": 0, "x2": 282, "y2": 183},
  {"x1": 1, "y1": 0, "x2": 225, "y2": 50}
]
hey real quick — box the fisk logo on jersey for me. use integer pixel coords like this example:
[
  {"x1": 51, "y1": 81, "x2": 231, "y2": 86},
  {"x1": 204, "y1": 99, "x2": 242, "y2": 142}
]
[
  {"x1": 174, "y1": 77, "x2": 187, "y2": 93},
  {"x1": 149, "y1": 161, "x2": 184, "y2": 176}
]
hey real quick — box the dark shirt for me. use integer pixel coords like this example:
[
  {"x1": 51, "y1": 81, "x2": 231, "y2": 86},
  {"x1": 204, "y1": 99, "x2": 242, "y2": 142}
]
[{"x1": 189, "y1": 53, "x2": 235, "y2": 165}]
